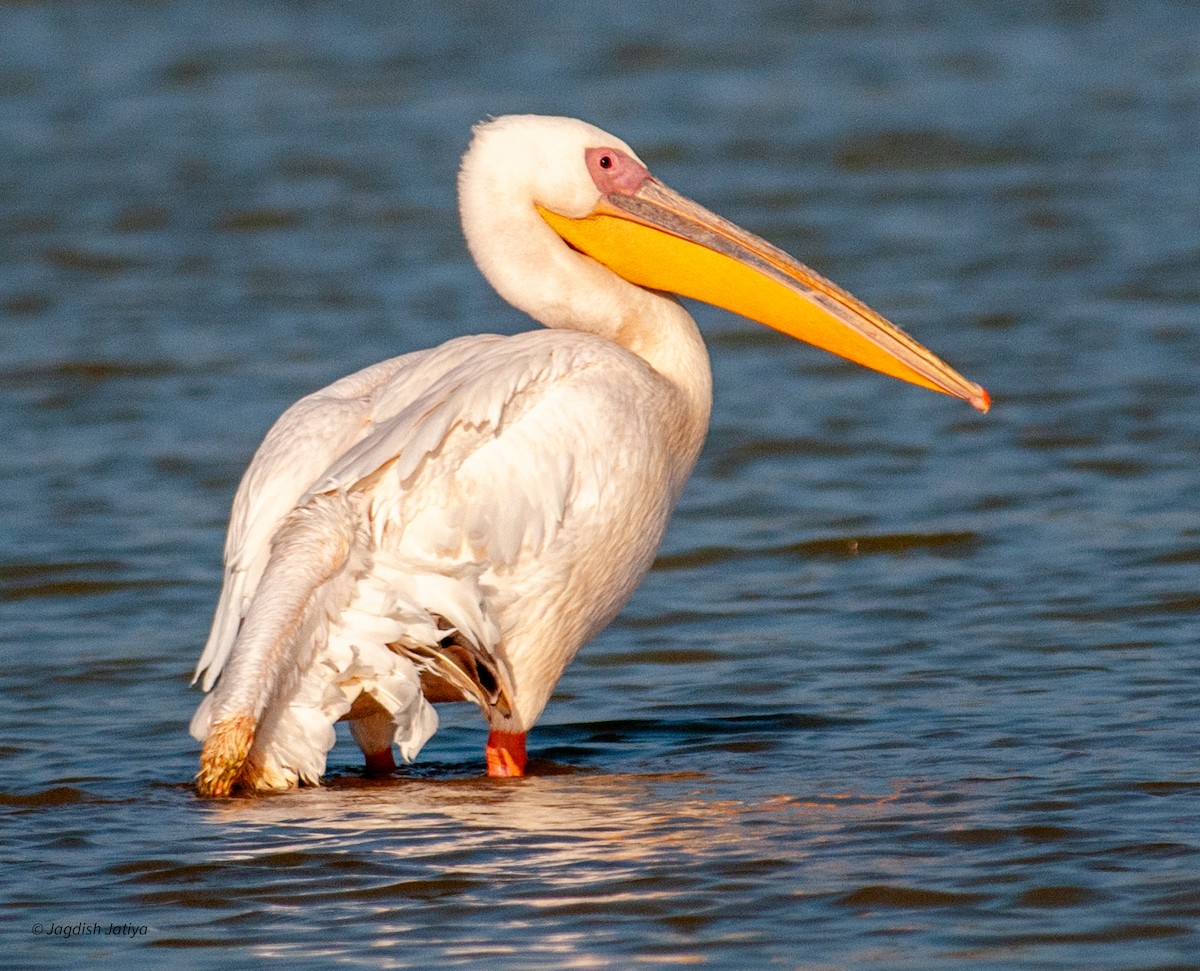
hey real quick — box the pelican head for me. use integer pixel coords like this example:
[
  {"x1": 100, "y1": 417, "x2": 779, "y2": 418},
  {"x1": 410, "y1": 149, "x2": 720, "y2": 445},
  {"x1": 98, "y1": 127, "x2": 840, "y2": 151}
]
[{"x1": 459, "y1": 114, "x2": 989, "y2": 412}]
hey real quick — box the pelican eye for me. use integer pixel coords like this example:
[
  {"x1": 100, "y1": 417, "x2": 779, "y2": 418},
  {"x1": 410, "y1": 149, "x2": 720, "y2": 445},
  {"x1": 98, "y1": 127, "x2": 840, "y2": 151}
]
[{"x1": 598, "y1": 154, "x2": 613, "y2": 169}]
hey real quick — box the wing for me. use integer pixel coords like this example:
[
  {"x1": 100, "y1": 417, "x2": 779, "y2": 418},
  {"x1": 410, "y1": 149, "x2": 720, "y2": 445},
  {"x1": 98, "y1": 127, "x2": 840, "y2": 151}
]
[
  {"x1": 193, "y1": 335, "x2": 507, "y2": 689},
  {"x1": 194, "y1": 330, "x2": 664, "y2": 690}
]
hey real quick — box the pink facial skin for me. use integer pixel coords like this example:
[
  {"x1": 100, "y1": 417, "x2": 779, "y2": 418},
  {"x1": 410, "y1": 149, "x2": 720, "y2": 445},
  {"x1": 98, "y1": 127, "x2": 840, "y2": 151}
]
[{"x1": 585, "y1": 146, "x2": 651, "y2": 195}]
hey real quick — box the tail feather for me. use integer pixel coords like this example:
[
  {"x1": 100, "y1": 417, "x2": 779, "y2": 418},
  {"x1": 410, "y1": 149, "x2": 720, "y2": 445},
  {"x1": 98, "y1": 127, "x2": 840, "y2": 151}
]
[
  {"x1": 195, "y1": 493, "x2": 363, "y2": 796},
  {"x1": 192, "y1": 567, "x2": 251, "y2": 692}
]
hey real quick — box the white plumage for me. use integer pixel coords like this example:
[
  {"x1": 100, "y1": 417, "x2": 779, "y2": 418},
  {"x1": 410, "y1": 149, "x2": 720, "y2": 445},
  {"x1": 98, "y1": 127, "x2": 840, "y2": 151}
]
[{"x1": 190, "y1": 115, "x2": 986, "y2": 795}]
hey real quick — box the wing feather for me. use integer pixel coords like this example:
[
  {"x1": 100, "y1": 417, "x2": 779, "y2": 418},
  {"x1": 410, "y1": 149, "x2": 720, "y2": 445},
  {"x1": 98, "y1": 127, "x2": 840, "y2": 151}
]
[
  {"x1": 195, "y1": 330, "x2": 645, "y2": 689},
  {"x1": 194, "y1": 337, "x2": 500, "y2": 687}
]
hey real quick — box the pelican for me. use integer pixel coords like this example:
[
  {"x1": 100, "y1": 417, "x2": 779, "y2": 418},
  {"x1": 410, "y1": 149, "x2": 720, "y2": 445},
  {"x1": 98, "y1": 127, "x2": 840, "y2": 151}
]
[{"x1": 190, "y1": 115, "x2": 988, "y2": 796}]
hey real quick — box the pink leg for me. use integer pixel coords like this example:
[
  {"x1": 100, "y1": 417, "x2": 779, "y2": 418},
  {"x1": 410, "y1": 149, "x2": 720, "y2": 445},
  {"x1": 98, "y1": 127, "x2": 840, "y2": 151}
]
[{"x1": 349, "y1": 713, "x2": 396, "y2": 774}]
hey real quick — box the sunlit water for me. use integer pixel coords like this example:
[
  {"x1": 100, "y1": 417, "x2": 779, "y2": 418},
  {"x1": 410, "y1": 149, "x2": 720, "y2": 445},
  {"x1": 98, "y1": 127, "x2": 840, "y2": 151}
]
[{"x1": 3, "y1": 2, "x2": 1199, "y2": 968}]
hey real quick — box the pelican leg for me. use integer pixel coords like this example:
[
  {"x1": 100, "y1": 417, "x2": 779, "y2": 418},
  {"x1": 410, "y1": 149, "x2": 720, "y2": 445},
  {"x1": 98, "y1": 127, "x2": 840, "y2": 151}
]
[
  {"x1": 349, "y1": 712, "x2": 397, "y2": 774},
  {"x1": 485, "y1": 729, "x2": 527, "y2": 777}
]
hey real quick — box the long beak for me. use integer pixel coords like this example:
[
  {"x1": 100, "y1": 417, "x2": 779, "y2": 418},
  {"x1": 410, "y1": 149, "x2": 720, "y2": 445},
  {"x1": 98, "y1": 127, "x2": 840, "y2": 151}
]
[{"x1": 538, "y1": 180, "x2": 989, "y2": 412}]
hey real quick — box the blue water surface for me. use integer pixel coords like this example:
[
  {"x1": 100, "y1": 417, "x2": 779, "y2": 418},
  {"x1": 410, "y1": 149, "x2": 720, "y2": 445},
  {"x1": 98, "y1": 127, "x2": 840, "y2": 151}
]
[{"x1": 2, "y1": 2, "x2": 1198, "y2": 968}]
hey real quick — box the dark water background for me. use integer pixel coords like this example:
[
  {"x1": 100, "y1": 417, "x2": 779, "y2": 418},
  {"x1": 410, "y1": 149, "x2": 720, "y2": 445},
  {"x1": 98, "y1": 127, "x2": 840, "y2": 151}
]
[{"x1": 3, "y1": 2, "x2": 1199, "y2": 968}]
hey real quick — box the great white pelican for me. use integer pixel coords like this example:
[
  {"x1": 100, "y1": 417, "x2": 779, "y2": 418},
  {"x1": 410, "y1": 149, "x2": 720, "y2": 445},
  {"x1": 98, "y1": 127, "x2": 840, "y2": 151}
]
[{"x1": 190, "y1": 115, "x2": 988, "y2": 795}]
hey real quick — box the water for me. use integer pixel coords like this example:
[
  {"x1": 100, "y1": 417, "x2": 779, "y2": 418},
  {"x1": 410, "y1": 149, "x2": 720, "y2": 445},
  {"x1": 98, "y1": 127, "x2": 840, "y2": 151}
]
[{"x1": 2, "y1": 1, "x2": 1199, "y2": 968}]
